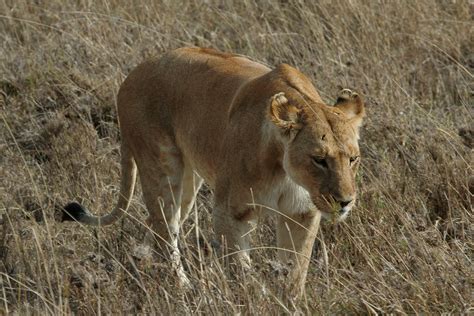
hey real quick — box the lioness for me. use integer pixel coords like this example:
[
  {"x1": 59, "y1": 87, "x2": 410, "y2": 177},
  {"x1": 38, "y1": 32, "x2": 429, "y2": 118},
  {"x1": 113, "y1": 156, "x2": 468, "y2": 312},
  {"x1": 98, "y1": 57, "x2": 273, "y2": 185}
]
[{"x1": 64, "y1": 47, "x2": 365, "y2": 294}]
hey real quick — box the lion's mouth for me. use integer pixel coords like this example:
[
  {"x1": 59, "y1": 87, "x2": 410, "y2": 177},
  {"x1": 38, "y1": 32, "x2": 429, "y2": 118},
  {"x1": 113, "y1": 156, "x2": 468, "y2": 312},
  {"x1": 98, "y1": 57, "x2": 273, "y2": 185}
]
[
  {"x1": 315, "y1": 197, "x2": 353, "y2": 222},
  {"x1": 337, "y1": 207, "x2": 351, "y2": 221},
  {"x1": 310, "y1": 192, "x2": 356, "y2": 222},
  {"x1": 319, "y1": 208, "x2": 351, "y2": 222}
]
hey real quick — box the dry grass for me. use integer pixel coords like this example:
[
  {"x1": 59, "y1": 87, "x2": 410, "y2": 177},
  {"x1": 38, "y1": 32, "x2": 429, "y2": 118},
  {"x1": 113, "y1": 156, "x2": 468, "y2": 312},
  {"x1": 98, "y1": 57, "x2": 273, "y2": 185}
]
[{"x1": 1, "y1": 0, "x2": 473, "y2": 314}]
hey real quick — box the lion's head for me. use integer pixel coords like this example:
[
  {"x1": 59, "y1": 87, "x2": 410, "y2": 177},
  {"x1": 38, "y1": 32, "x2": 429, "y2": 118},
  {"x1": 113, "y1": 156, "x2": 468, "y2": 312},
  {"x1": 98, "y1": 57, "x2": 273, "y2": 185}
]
[{"x1": 269, "y1": 89, "x2": 365, "y2": 221}]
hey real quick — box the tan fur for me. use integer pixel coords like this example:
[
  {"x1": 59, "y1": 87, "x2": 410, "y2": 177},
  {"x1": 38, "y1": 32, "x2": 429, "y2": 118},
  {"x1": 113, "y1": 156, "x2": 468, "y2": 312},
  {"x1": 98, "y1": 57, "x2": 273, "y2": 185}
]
[{"x1": 74, "y1": 47, "x2": 366, "y2": 294}]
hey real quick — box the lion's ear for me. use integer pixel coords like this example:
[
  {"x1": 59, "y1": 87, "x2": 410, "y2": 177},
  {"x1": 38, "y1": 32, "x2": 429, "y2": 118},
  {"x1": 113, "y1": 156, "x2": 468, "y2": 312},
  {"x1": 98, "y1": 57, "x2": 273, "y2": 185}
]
[
  {"x1": 268, "y1": 92, "x2": 303, "y2": 133},
  {"x1": 334, "y1": 89, "x2": 365, "y2": 129}
]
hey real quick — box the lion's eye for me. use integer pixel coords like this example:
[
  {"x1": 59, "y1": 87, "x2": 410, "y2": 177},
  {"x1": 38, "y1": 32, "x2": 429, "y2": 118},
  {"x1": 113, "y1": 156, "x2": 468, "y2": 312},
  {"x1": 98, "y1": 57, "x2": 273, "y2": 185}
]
[
  {"x1": 312, "y1": 157, "x2": 328, "y2": 169},
  {"x1": 350, "y1": 156, "x2": 359, "y2": 165}
]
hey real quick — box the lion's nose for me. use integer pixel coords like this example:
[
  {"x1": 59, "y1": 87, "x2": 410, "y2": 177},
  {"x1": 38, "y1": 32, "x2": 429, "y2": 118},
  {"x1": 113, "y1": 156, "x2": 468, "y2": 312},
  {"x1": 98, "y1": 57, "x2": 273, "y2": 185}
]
[
  {"x1": 330, "y1": 195, "x2": 354, "y2": 208},
  {"x1": 339, "y1": 200, "x2": 352, "y2": 208}
]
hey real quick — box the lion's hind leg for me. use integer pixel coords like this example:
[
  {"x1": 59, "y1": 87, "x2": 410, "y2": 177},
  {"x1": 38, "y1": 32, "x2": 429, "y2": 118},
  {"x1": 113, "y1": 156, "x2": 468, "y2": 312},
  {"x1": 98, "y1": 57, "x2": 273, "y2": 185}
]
[
  {"x1": 180, "y1": 163, "x2": 203, "y2": 224},
  {"x1": 134, "y1": 138, "x2": 190, "y2": 286}
]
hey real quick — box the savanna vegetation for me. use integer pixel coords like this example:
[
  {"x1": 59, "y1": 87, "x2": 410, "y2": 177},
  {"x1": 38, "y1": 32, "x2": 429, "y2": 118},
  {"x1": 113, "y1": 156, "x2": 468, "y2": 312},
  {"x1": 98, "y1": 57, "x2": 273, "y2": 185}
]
[{"x1": 1, "y1": 0, "x2": 473, "y2": 314}]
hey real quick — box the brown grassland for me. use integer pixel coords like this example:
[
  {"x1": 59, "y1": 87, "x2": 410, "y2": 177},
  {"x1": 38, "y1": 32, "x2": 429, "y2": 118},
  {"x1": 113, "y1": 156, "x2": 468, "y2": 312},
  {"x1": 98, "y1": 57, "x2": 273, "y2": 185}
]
[{"x1": 1, "y1": 0, "x2": 473, "y2": 314}]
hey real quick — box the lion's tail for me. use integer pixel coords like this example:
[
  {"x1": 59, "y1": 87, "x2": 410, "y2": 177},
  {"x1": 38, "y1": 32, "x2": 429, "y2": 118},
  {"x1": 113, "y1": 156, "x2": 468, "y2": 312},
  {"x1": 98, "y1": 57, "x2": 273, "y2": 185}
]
[{"x1": 62, "y1": 142, "x2": 137, "y2": 226}]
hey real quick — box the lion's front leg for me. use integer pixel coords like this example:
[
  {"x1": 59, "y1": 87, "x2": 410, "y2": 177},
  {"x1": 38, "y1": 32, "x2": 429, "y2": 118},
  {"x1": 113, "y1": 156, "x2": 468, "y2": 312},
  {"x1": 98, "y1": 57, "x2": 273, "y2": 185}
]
[
  {"x1": 213, "y1": 205, "x2": 255, "y2": 270},
  {"x1": 276, "y1": 210, "x2": 321, "y2": 296}
]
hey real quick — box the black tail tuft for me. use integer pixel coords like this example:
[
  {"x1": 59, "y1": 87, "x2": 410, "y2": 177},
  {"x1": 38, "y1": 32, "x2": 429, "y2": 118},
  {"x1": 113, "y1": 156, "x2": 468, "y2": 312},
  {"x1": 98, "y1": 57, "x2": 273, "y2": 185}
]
[{"x1": 61, "y1": 202, "x2": 88, "y2": 222}]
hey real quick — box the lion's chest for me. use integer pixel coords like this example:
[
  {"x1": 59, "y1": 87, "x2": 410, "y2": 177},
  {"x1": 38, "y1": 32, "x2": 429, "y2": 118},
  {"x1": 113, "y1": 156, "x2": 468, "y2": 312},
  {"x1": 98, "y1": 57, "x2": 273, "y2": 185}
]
[{"x1": 256, "y1": 176, "x2": 313, "y2": 215}]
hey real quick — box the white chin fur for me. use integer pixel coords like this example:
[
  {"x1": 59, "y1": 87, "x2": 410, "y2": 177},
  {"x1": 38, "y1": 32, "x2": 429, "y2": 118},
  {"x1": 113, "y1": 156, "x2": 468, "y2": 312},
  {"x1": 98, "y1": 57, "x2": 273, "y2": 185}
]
[
  {"x1": 338, "y1": 208, "x2": 351, "y2": 221},
  {"x1": 320, "y1": 207, "x2": 351, "y2": 222}
]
